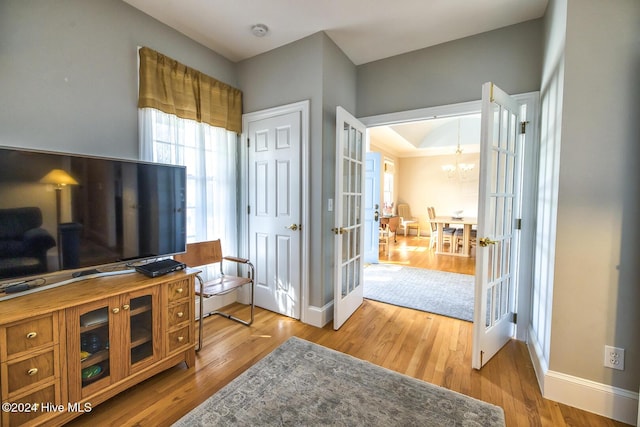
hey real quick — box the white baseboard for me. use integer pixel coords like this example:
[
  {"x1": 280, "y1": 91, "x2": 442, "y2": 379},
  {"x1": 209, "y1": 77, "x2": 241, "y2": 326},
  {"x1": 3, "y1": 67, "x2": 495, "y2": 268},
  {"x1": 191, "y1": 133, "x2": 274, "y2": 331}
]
[
  {"x1": 304, "y1": 301, "x2": 333, "y2": 328},
  {"x1": 527, "y1": 328, "x2": 638, "y2": 425}
]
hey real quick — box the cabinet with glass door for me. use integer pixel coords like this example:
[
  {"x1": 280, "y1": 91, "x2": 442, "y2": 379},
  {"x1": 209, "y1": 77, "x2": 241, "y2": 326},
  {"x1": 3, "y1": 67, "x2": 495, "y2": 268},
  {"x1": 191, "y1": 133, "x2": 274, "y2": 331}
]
[{"x1": 66, "y1": 286, "x2": 161, "y2": 401}]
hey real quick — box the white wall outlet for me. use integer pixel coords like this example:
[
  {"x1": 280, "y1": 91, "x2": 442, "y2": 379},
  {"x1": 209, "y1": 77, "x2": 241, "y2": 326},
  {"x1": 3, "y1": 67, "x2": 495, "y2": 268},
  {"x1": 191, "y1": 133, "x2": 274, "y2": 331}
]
[{"x1": 604, "y1": 345, "x2": 624, "y2": 370}]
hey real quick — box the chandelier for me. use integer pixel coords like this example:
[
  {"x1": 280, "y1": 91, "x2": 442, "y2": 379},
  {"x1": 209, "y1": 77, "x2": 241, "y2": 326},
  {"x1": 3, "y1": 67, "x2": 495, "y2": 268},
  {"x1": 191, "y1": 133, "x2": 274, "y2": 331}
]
[{"x1": 442, "y1": 119, "x2": 474, "y2": 179}]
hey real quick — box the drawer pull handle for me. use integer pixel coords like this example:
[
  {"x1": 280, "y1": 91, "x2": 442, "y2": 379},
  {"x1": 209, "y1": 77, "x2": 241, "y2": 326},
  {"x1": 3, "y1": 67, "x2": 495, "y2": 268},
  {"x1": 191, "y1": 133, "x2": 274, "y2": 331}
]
[
  {"x1": 122, "y1": 304, "x2": 130, "y2": 311},
  {"x1": 177, "y1": 336, "x2": 184, "y2": 343},
  {"x1": 112, "y1": 307, "x2": 120, "y2": 314},
  {"x1": 176, "y1": 288, "x2": 184, "y2": 294},
  {"x1": 26, "y1": 332, "x2": 38, "y2": 339},
  {"x1": 177, "y1": 312, "x2": 184, "y2": 318},
  {"x1": 27, "y1": 368, "x2": 38, "y2": 376}
]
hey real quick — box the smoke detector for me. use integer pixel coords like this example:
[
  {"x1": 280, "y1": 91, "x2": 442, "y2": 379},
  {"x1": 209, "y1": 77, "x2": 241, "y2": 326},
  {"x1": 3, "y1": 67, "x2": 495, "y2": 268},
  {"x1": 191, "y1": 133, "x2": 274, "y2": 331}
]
[{"x1": 251, "y1": 24, "x2": 269, "y2": 37}]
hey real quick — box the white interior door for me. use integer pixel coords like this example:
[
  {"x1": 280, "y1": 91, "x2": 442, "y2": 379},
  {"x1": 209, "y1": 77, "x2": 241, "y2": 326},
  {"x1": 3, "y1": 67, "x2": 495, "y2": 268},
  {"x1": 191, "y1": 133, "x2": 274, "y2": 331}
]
[
  {"x1": 472, "y1": 82, "x2": 523, "y2": 369},
  {"x1": 248, "y1": 109, "x2": 301, "y2": 319},
  {"x1": 333, "y1": 107, "x2": 366, "y2": 330},
  {"x1": 364, "y1": 152, "x2": 381, "y2": 264}
]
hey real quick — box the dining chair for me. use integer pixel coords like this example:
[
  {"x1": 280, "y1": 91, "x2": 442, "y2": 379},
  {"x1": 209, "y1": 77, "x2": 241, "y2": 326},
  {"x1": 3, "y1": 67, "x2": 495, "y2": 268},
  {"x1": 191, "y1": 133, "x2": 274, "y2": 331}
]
[
  {"x1": 379, "y1": 215, "x2": 399, "y2": 258},
  {"x1": 174, "y1": 239, "x2": 255, "y2": 351},
  {"x1": 396, "y1": 203, "x2": 420, "y2": 237},
  {"x1": 427, "y1": 206, "x2": 456, "y2": 251},
  {"x1": 454, "y1": 227, "x2": 477, "y2": 255}
]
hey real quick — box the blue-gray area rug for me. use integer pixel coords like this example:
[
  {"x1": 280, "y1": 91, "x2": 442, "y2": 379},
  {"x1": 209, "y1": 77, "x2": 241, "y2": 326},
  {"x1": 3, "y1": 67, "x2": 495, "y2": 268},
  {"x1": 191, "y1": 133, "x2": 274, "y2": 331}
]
[
  {"x1": 173, "y1": 337, "x2": 505, "y2": 426},
  {"x1": 364, "y1": 264, "x2": 475, "y2": 321}
]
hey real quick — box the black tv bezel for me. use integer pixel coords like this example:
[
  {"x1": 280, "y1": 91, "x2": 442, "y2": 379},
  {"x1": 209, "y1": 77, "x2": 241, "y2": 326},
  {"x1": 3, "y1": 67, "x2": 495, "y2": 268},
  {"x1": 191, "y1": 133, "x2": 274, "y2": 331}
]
[{"x1": 0, "y1": 145, "x2": 187, "y2": 290}]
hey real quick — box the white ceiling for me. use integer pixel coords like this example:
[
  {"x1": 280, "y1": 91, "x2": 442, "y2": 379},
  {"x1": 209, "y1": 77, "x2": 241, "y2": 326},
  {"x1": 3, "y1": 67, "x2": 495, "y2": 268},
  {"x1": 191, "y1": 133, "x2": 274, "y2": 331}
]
[
  {"x1": 123, "y1": 0, "x2": 548, "y2": 66},
  {"x1": 123, "y1": 0, "x2": 547, "y2": 156},
  {"x1": 370, "y1": 114, "x2": 481, "y2": 158}
]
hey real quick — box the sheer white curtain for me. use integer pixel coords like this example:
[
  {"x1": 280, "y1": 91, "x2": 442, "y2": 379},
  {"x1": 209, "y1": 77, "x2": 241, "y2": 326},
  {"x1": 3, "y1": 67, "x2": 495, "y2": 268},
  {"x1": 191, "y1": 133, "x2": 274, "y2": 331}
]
[{"x1": 139, "y1": 108, "x2": 238, "y2": 256}]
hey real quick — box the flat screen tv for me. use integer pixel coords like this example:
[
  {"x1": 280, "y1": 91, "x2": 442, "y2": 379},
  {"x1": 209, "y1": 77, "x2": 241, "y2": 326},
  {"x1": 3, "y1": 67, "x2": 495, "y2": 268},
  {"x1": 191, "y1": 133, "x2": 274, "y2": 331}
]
[{"x1": 0, "y1": 146, "x2": 186, "y2": 284}]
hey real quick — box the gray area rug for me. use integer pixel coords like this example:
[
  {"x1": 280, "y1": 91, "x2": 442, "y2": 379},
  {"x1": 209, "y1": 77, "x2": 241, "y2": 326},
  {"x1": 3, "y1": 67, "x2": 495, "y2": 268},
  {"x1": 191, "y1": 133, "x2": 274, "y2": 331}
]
[
  {"x1": 364, "y1": 264, "x2": 474, "y2": 321},
  {"x1": 174, "y1": 337, "x2": 505, "y2": 426}
]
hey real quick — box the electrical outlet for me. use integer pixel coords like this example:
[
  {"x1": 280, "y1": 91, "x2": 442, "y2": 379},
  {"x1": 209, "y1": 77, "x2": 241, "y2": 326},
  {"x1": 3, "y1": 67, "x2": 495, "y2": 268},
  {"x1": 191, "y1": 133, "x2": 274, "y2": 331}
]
[{"x1": 604, "y1": 345, "x2": 624, "y2": 370}]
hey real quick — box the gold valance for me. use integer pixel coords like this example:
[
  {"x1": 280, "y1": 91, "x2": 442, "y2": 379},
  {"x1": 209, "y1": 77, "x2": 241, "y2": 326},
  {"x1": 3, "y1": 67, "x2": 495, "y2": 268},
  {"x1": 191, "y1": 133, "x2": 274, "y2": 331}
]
[{"x1": 138, "y1": 47, "x2": 242, "y2": 134}]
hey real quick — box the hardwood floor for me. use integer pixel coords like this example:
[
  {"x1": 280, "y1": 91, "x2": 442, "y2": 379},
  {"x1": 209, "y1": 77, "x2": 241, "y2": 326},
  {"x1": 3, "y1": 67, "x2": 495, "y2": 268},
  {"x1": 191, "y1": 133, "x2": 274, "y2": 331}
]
[{"x1": 67, "y1": 235, "x2": 628, "y2": 427}]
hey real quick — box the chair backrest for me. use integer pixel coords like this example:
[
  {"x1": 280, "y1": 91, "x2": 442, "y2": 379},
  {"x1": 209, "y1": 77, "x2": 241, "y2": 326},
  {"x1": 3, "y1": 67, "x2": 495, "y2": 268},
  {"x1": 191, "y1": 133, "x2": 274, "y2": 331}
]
[
  {"x1": 427, "y1": 207, "x2": 437, "y2": 232},
  {"x1": 397, "y1": 203, "x2": 411, "y2": 219},
  {"x1": 174, "y1": 239, "x2": 223, "y2": 268}
]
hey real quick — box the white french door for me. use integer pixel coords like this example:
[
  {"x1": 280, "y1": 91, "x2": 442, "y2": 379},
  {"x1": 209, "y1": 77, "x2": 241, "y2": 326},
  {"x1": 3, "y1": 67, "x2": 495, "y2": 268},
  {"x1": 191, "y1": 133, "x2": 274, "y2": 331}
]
[
  {"x1": 363, "y1": 152, "x2": 381, "y2": 264},
  {"x1": 472, "y1": 82, "x2": 523, "y2": 369},
  {"x1": 333, "y1": 107, "x2": 366, "y2": 330},
  {"x1": 247, "y1": 106, "x2": 303, "y2": 319}
]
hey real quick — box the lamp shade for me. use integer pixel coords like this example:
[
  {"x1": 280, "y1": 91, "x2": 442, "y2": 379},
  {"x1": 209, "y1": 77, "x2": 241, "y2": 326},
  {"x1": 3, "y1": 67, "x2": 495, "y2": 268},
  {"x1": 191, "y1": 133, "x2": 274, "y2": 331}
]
[{"x1": 39, "y1": 169, "x2": 78, "y2": 186}]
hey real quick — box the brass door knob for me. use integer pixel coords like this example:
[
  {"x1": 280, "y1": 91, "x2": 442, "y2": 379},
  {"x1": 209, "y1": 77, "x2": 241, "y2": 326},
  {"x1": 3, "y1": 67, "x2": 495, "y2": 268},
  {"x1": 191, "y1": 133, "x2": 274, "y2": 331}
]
[
  {"x1": 285, "y1": 224, "x2": 299, "y2": 231},
  {"x1": 479, "y1": 237, "x2": 498, "y2": 247},
  {"x1": 331, "y1": 227, "x2": 347, "y2": 235}
]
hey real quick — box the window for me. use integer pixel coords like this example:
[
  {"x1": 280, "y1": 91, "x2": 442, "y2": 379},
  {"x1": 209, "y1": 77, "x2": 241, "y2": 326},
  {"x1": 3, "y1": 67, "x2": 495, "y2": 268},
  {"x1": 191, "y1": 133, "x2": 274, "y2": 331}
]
[
  {"x1": 383, "y1": 160, "x2": 395, "y2": 213},
  {"x1": 139, "y1": 108, "x2": 238, "y2": 252}
]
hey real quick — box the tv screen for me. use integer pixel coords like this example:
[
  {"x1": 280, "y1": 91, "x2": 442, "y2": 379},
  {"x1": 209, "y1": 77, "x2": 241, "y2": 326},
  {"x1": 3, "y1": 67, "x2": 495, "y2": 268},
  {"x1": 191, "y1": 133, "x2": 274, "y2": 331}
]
[{"x1": 0, "y1": 147, "x2": 186, "y2": 282}]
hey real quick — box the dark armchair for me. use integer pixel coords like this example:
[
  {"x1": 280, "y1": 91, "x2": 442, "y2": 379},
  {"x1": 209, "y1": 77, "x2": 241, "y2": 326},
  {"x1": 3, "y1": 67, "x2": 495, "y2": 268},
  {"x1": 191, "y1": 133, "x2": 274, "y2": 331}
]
[{"x1": 0, "y1": 207, "x2": 56, "y2": 279}]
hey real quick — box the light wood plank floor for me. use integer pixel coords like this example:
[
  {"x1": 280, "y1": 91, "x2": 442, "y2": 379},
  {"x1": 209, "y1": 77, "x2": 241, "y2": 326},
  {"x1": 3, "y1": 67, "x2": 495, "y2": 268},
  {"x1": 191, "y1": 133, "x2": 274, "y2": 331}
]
[{"x1": 67, "y1": 235, "x2": 628, "y2": 427}]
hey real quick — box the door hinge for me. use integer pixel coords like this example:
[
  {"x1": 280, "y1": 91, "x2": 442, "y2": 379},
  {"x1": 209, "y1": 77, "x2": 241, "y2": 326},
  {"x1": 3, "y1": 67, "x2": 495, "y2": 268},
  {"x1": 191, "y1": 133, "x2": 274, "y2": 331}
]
[
  {"x1": 512, "y1": 312, "x2": 517, "y2": 323},
  {"x1": 520, "y1": 121, "x2": 529, "y2": 134},
  {"x1": 247, "y1": 138, "x2": 250, "y2": 148},
  {"x1": 247, "y1": 205, "x2": 251, "y2": 215},
  {"x1": 515, "y1": 218, "x2": 522, "y2": 230}
]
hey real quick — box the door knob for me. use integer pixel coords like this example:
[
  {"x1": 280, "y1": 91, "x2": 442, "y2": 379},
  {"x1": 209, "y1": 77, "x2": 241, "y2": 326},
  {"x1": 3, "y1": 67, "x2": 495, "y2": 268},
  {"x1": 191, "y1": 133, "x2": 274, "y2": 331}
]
[
  {"x1": 285, "y1": 224, "x2": 299, "y2": 231},
  {"x1": 479, "y1": 237, "x2": 497, "y2": 247},
  {"x1": 331, "y1": 227, "x2": 347, "y2": 235}
]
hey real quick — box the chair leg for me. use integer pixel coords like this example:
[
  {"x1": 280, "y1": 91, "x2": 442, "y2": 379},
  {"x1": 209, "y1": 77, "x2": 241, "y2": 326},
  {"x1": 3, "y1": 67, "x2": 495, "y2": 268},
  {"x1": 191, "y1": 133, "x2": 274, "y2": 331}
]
[
  {"x1": 209, "y1": 262, "x2": 255, "y2": 327},
  {"x1": 210, "y1": 282, "x2": 254, "y2": 326},
  {"x1": 196, "y1": 275, "x2": 205, "y2": 352}
]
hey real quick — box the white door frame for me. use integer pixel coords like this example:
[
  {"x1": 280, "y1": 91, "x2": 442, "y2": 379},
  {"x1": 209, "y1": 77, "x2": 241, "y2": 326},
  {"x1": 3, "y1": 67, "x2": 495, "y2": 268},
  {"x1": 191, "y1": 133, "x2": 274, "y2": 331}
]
[
  {"x1": 359, "y1": 93, "x2": 539, "y2": 342},
  {"x1": 240, "y1": 100, "x2": 310, "y2": 323}
]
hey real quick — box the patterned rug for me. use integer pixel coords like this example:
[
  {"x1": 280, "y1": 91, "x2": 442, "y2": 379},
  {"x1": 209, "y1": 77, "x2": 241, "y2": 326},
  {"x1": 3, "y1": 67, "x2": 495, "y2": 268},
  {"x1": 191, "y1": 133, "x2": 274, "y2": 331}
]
[
  {"x1": 364, "y1": 264, "x2": 475, "y2": 321},
  {"x1": 173, "y1": 337, "x2": 505, "y2": 426}
]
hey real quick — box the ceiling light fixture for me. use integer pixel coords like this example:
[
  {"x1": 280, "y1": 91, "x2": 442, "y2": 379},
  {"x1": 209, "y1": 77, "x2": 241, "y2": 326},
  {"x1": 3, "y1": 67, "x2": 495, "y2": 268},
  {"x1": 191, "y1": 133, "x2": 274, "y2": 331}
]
[
  {"x1": 442, "y1": 118, "x2": 475, "y2": 180},
  {"x1": 251, "y1": 24, "x2": 269, "y2": 37}
]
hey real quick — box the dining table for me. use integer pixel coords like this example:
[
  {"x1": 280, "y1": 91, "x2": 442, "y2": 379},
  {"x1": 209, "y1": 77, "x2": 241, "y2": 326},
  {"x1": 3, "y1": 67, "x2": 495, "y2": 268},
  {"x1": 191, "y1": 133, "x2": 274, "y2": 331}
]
[{"x1": 433, "y1": 216, "x2": 477, "y2": 257}]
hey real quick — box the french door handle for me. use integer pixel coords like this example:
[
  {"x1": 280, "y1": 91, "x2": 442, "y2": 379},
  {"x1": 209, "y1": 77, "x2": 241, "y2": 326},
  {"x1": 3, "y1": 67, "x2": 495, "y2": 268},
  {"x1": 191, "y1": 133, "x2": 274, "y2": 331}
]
[
  {"x1": 374, "y1": 210, "x2": 379, "y2": 222},
  {"x1": 331, "y1": 227, "x2": 347, "y2": 235},
  {"x1": 479, "y1": 237, "x2": 497, "y2": 247}
]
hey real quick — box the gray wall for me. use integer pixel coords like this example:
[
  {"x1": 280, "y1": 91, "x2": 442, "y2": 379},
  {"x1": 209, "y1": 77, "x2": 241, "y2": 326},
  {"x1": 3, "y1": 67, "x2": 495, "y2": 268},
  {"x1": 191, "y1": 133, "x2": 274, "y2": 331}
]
[
  {"x1": 356, "y1": 20, "x2": 543, "y2": 117},
  {"x1": 0, "y1": 0, "x2": 236, "y2": 160},
  {"x1": 549, "y1": 0, "x2": 640, "y2": 391},
  {"x1": 321, "y1": 36, "x2": 358, "y2": 304},
  {"x1": 237, "y1": 32, "x2": 357, "y2": 308}
]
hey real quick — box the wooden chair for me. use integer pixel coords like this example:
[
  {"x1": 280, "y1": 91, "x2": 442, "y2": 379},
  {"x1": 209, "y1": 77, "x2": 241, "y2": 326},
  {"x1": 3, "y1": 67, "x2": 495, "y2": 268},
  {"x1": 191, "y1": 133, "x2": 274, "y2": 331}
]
[
  {"x1": 427, "y1": 207, "x2": 456, "y2": 251},
  {"x1": 174, "y1": 240, "x2": 255, "y2": 351},
  {"x1": 379, "y1": 216, "x2": 399, "y2": 258},
  {"x1": 396, "y1": 203, "x2": 420, "y2": 237}
]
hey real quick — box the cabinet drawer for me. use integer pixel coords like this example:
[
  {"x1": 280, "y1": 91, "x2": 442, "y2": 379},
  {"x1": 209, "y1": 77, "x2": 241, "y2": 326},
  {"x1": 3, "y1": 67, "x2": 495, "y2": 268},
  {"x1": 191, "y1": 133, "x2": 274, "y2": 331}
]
[
  {"x1": 6, "y1": 349, "x2": 57, "y2": 395},
  {"x1": 5, "y1": 314, "x2": 55, "y2": 357},
  {"x1": 168, "y1": 301, "x2": 191, "y2": 327},
  {"x1": 167, "y1": 325, "x2": 191, "y2": 354},
  {"x1": 167, "y1": 279, "x2": 192, "y2": 302},
  {"x1": 3, "y1": 383, "x2": 57, "y2": 427}
]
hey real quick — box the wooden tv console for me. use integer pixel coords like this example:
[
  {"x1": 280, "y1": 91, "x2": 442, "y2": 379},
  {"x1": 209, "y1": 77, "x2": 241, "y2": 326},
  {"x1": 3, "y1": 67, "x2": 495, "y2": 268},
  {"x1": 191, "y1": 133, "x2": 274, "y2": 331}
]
[{"x1": 0, "y1": 270, "x2": 197, "y2": 426}]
